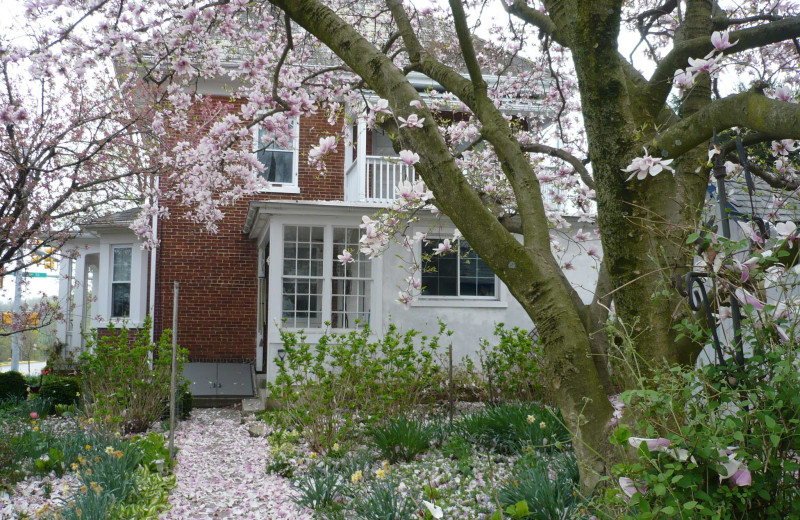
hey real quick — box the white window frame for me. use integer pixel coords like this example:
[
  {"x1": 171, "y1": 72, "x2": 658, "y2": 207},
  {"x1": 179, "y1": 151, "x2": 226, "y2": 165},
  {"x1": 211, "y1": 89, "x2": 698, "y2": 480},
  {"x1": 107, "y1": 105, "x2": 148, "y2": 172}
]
[
  {"x1": 279, "y1": 223, "x2": 373, "y2": 331},
  {"x1": 110, "y1": 245, "x2": 133, "y2": 318},
  {"x1": 417, "y1": 237, "x2": 501, "y2": 302},
  {"x1": 253, "y1": 117, "x2": 300, "y2": 194}
]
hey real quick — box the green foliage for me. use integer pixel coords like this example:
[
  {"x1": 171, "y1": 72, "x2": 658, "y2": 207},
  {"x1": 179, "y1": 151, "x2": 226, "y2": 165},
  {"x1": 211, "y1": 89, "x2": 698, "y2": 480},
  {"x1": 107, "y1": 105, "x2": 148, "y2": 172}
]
[
  {"x1": 0, "y1": 370, "x2": 28, "y2": 400},
  {"x1": 480, "y1": 324, "x2": 545, "y2": 402},
  {"x1": 179, "y1": 388, "x2": 193, "y2": 420},
  {"x1": 496, "y1": 453, "x2": 582, "y2": 519},
  {"x1": 458, "y1": 402, "x2": 570, "y2": 454},
  {"x1": 78, "y1": 441, "x2": 144, "y2": 502},
  {"x1": 80, "y1": 317, "x2": 187, "y2": 433},
  {"x1": 369, "y1": 416, "x2": 433, "y2": 463},
  {"x1": 269, "y1": 322, "x2": 445, "y2": 450},
  {"x1": 39, "y1": 376, "x2": 81, "y2": 409},
  {"x1": 326, "y1": 449, "x2": 375, "y2": 479},
  {"x1": 0, "y1": 431, "x2": 25, "y2": 490},
  {"x1": 597, "y1": 339, "x2": 800, "y2": 519},
  {"x1": 266, "y1": 440, "x2": 299, "y2": 477},
  {"x1": 353, "y1": 477, "x2": 417, "y2": 520},
  {"x1": 293, "y1": 466, "x2": 347, "y2": 509},
  {"x1": 133, "y1": 432, "x2": 170, "y2": 473}
]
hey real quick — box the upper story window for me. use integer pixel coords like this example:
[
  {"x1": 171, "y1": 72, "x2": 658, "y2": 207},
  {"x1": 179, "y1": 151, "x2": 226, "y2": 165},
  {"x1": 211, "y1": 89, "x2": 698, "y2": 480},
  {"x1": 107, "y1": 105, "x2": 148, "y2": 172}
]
[
  {"x1": 254, "y1": 118, "x2": 299, "y2": 191},
  {"x1": 111, "y1": 246, "x2": 132, "y2": 318},
  {"x1": 421, "y1": 239, "x2": 496, "y2": 298}
]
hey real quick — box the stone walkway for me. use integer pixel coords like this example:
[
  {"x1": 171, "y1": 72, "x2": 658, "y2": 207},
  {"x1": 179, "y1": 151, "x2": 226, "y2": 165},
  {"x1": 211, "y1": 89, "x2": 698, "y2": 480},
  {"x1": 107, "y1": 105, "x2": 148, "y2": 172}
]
[{"x1": 161, "y1": 408, "x2": 312, "y2": 520}]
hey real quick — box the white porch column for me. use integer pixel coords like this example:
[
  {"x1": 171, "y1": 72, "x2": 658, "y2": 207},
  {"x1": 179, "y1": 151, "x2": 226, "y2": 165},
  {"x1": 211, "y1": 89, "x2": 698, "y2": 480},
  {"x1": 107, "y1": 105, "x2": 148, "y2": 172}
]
[{"x1": 356, "y1": 117, "x2": 367, "y2": 201}]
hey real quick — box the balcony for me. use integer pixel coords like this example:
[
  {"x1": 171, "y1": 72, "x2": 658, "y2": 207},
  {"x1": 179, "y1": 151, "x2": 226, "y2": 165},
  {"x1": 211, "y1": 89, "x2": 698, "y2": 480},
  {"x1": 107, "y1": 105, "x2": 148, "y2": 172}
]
[{"x1": 344, "y1": 155, "x2": 416, "y2": 203}]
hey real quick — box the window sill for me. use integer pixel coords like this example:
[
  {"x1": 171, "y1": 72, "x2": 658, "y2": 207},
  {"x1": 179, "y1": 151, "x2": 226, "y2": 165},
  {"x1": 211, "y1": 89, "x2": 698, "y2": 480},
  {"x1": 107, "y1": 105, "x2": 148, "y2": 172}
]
[
  {"x1": 260, "y1": 185, "x2": 300, "y2": 194},
  {"x1": 411, "y1": 298, "x2": 507, "y2": 309}
]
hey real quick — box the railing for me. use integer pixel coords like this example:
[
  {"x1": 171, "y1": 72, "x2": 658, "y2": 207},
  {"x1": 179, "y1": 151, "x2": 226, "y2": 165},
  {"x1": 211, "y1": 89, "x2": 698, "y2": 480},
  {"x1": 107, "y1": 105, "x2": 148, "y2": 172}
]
[{"x1": 345, "y1": 155, "x2": 416, "y2": 203}]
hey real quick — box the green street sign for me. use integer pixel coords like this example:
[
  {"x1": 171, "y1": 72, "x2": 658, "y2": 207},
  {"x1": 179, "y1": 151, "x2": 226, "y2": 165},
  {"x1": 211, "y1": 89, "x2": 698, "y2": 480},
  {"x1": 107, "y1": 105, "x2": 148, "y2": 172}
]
[{"x1": 24, "y1": 272, "x2": 48, "y2": 278}]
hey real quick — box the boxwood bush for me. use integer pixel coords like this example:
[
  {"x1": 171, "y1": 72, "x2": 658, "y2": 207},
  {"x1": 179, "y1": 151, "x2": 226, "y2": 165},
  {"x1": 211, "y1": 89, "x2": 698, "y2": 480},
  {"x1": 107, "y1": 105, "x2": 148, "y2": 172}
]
[{"x1": 0, "y1": 371, "x2": 28, "y2": 401}]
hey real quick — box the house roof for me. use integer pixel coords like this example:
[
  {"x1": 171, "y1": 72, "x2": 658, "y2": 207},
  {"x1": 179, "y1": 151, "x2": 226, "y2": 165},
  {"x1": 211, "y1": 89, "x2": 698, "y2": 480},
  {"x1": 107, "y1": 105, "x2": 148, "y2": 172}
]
[{"x1": 84, "y1": 208, "x2": 141, "y2": 229}]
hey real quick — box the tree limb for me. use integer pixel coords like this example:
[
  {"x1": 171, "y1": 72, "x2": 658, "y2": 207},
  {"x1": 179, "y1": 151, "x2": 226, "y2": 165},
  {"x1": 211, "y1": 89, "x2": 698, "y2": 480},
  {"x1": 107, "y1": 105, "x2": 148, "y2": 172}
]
[
  {"x1": 503, "y1": 0, "x2": 565, "y2": 46},
  {"x1": 520, "y1": 142, "x2": 594, "y2": 190},
  {"x1": 646, "y1": 16, "x2": 800, "y2": 111},
  {"x1": 651, "y1": 91, "x2": 800, "y2": 160}
]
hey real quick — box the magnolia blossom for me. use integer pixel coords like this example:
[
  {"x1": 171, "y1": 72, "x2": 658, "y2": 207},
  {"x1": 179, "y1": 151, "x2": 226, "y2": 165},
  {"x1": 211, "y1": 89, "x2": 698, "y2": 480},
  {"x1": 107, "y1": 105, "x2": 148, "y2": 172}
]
[
  {"x1": 337, "y1": 250, "x2": 353, "y2": 264},
  {"x1": 629, "y1": 436, "x2": 692, "y2": 462},
  {"x1": 686, "y1": 53, "x2": 722, "y2": 77},
  {"x1": 623, "y1": 148, "x2": 675, "y2": 181},
  {"x1": 717, "y1": 449, "x2": 751, "y2": 487},
  {"x1": 398, "y1": 150, "x2": 420, "y2": 165},
  {"x1": 369, "y1": 98, "x2": 390, "y2": 114},
  {"x1": 711, "y1": 30, "x2": 737, "y2": 51},
  {"x1": 737, "y1": 221, "x2": 764, "y2": 244},
  {"x1": 772, "y1": 139, "x2": 798, "y2": 156},
  {"x1": 309, "y1": 136, "x2": 337, "y2": 161},
  {"x1": 409, "y1": 100, "x2": 422, "y2": 109},
  {"x1": 772, "y1": 85, "x2": 796, "y2": 103},
  {"x1": 433, "y1": 239, "x2": 452, "y2": 255},
  {"x1": 398, "y1": 113, "x2": 424, "y2": 128},
  {"x1": 423, "y1": 501, "x2": 444, "y2": 519},
  {"x1": 398, "y1": 291, "x2": 413, "y2": 309},
  {"x1": 775, "y1": 221, "x2": 797, "y2": 240},
  {"x1": 672, "y1": 69, "x2": 695, "y2": 95},
  {"x1": 619, "y1": 477, "x2": 646, "y2": 498},
  {"x1": 734, "y1": 287, "x2": 765, "y2": 311}
]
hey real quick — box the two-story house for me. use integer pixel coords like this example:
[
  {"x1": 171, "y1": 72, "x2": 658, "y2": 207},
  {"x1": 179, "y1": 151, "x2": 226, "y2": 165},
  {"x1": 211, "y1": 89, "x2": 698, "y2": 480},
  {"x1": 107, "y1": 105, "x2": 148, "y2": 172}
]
[{"x1": 56, "y1": 69, "x2": 602, "y2": 404}]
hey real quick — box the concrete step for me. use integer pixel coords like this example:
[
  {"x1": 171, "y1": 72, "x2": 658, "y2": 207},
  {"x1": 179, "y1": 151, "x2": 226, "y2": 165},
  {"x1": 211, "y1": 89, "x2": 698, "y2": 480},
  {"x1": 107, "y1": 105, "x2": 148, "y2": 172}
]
[{"x1": 241, "y1": 397, "x2": 266, "y2": 413}]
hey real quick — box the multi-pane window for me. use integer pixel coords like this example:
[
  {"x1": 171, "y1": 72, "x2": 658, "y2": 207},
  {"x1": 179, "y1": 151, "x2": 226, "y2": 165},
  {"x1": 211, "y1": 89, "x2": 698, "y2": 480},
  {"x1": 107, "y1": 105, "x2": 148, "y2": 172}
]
[
  {"x1": 332, "y1": 227, "x2": 371, "y2": 328},
  {"x1": 111, "y1": 246, "x2": 132, "y2": 317},
  {"x1": 255, "y1": 119, "x2": 297, "y2": 186},
  {"x1": 421, "y1": 239, "x2": 496, "y2": 298},
  {"x1": 282, "y1": 226, "x2": 324, "y2": 328}
]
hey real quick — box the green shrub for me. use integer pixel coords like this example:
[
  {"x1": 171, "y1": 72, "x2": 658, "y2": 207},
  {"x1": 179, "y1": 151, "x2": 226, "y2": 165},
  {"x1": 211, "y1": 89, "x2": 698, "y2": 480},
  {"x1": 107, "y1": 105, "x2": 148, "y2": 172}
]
[
  {"x1": 497, "y1": 453, "x2": 582, "y2": 519},
  {"x1": 79, "y1": 441, "x2": 144, "y2": 502},
  {"x1": 0, "y1": 432, "x2": 25, "y2": 491},
  {"x1": 179, "y1": 388, "x2": 193, "y2": 420},
  {"x1": 80, "y1": 317, "x2": 187, "y2": 433},
  {"x1": 270, "y1": 322, "x2": 445, "y2": 450},
  {"x1": 293, "y1": 466, "x2": 347, "y2": 510},
  {"x1": 0, "y1": 371, "x2": 28, "y2": 400},
  {"x1": 458, "y1": 402, "x2": 569, "y2": 454},
  {"x1": 39, "y1": 376, "x2": 81, "y2": 408},
  {"x1": 370, "y1": 416, "x2": 433, "y2": 463},
  {"x1": 354, "y1": 477, "x2": 417, "y2": 520},
  {"x1": 480, "y1": 324, "x2": 546, "y2": 403}
]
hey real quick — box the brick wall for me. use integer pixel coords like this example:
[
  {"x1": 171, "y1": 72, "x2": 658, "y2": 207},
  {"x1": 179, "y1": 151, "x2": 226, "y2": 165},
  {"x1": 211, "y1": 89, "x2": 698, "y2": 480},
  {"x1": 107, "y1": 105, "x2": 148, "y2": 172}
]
[{"x1": 154, "y1": 107, "x2": 346, "y2": 365}]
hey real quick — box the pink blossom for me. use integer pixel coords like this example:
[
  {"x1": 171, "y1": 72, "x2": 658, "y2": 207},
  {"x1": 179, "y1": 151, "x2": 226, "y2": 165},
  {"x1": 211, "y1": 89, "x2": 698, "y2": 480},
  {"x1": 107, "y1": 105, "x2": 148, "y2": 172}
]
[
  {"x1": 734, "y1": 288, "x2": 765, "y2": 311},
  {"x1": 409, "y1": 100, "x2": 422, "y2": 108},
  {"x1": 772, "y1": 139, "x2": 798, "y2": 156},
  {"x1": 710, "y1": 31, "x2": 737, "y2": 51},
  {"x1": 30, "y1": 412, "x2": 38, "y2": 419},
  {"x1": 399, "y1": 150, "x2": 420, "y2": 165},
  {"x1": 337, "y1": 250, "x2": 353, "y2": 264},
  {"x1": 398, "y1": 114, "x2": 424, "y2": 129},
  {"x1": 309, "y1": 136, "x2": 337, "y2": 161},
  {"x1": 433, "y1": 239, "x2": 452, "y2": 255},
  {"x1": 623, "y1": 148, "x2": 675, "y2": 181}
]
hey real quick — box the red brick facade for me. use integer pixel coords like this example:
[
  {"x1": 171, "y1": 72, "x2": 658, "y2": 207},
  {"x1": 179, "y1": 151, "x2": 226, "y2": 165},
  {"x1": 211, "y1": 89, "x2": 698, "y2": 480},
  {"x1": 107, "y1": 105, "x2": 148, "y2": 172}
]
[{"x1": 153, "y1": 109, "x2": 347, "y2": 364}]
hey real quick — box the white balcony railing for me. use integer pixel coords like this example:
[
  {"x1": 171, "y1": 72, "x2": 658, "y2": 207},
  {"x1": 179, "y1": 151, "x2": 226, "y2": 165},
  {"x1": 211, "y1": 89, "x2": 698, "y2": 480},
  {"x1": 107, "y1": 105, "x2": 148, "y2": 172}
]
[{"x1": 345, "y1": 155, "x2": 416, "y2": 203}]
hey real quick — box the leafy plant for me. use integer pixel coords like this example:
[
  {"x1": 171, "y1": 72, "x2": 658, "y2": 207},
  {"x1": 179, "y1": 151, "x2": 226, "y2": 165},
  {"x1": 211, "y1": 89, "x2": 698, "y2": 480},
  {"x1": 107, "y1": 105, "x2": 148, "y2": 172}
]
[
  {"x1": 496, "y1": 453, "x2": 582, "y2": 519},
  {"x1": 480, "y1": 324, "x2": 546, "y2": 403},
  {"x1": 293, "y1": 466, "x2": 347, "y2": 509},
  {"x1": 0, "y1": 370, "x2": 28, "y2": 400},
  {"x1": 269, "y1": 322, "x2": 445, "y2": 451},
  {"x1": 39, "y1": 376, "x2": 81, "y2": 409},
  {"x1": 354, "y1": 477, "x2": 417, "y2": 520},
  {"x1": 80, "y1": 317, "x2": 187, "y2": 433},
  {"x1": 78, "y1": 441, "x2": 144, "y2": 502},
  {"x1": 596, "y1": 329, "x2": 800, "y2": 519},
  {"x1": 459, "y1": 402, "x2": 569, "y2": 454},
  {"x1": 370, "y1": 416, "x2": 433, "y2": 463}
]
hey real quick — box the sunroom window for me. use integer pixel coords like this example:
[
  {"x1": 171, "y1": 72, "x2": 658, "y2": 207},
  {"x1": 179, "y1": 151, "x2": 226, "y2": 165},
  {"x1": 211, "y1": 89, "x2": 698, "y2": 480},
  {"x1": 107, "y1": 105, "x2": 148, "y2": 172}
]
[
  {"x1": 332, "y1": 227, "x2": 371, "y2": 328},
  {"x1": 281, "y1": 226, "x2": 324, "y2": 328}
]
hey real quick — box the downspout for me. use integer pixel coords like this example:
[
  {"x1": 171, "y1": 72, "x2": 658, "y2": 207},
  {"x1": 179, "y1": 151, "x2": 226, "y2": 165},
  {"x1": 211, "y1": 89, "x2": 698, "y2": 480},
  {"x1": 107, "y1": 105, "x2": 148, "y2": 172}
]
[{"x1": 148, "y1": 176, "x2": 160, "y2": 344}]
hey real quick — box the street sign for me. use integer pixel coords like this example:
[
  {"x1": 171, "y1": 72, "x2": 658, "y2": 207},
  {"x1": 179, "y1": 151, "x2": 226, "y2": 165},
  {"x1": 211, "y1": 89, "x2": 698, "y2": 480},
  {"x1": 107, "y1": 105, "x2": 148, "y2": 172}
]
[{"x1": 23, "y1": 273, "x2": 48, "y2": 278}]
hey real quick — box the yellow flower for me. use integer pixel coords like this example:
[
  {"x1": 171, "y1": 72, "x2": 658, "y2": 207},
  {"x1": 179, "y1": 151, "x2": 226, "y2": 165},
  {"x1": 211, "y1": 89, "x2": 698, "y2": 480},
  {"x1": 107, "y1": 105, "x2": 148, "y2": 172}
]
[
  {"x1": 376, "y1": 468, "x2": 386, "y2": 479},
  {"x1": 80, "y1": 485, "x2": 88, "y2": 494},
  {"x1": 332, "y1": 443, "x2": 339, "y2": 451},
  {"x1": 85, "y1": 445, "x2": 92, "y2": 451},
  {"x1": 539, "y1": 421, "x2": 547, "y2": 429},
  {"x1": 113, "y1": 450, "x2": 123, "y2": 459},
  {"x1": 382, "y1": 460, "x2": 390, "y2": 471},
  {"x1": 71, "y1": 463, "x2": 79, "y2": 471},
  {"x1": 104, "y1": 446, "x2": 115, "y2": 455},
  {"x1": 76, "y1": 391, "x2": 80, "y2": 397},
  {"x1": 351, "y1": 470, "x2": 363, "y2": 484},
  {"x1": 87, "y1": 418, "x2": 94, "y2": 424},
  {"x1": 34, "y1": 426, "x2": 39, "y2": 432},
  {"x1": 526, "y1": 415, "x2": 536, "y2": 424},
  {"x1": 85, "y1": 468, "x2": 92, "y2": 476},
  {"x1": 309, "y1": 452, "x2": 317, "y2": 459}
]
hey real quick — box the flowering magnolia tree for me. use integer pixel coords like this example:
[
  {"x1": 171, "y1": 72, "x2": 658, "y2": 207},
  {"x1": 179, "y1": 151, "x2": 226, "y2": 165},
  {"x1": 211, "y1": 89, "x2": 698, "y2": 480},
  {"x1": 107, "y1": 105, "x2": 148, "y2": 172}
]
[{"x1": 17, "y1": 0, "x2": 800, "y2": 491}]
